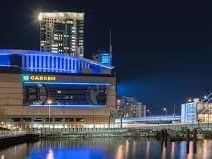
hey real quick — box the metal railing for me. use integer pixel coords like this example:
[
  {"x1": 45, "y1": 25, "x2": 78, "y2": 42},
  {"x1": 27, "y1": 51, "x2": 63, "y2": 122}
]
[{"x1": 0, "y1": 130, "x2": 27, "y2": 138}]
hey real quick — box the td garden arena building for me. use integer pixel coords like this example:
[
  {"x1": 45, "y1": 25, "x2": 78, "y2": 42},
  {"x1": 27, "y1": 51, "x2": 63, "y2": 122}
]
[{"x1": 0, "y1": 50, "x2": 116, "y2": 129}]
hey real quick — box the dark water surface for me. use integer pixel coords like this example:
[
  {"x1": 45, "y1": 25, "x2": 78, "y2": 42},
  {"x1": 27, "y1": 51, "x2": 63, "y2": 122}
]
[{"x1": 0, "y1": 138, "x2": 212, "y2": 159}]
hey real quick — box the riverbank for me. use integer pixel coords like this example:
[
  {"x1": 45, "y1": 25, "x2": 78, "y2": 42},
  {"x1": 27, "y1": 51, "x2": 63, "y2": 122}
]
[
  {"x1": 38, "y1": 128, "x2": 155, "y2": 139},
  {"x1": 0, "y1": 132, "x2": 39, "y2": 149}
]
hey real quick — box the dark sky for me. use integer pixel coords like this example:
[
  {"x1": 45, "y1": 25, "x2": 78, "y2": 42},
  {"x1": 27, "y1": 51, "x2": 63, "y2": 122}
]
[{"x1": 0, "y1": 0, "x2": 211, "y2": 114}]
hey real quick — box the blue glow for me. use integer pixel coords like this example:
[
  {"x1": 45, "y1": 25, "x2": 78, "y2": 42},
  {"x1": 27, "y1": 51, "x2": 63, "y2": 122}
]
[
  {"x1": 24, "y1": 81, "x2": 111, "y2": 86},
  {"x1": 0, "y1": 65, "x2": 19, "y2": 68},
  {"x1": 100, "y1": 53, "x2": 112, "y2": 65},
  {"x1": 30, "y1": 104, "x2": 106, "y2": 107},
  {"x1": 0, "y1": 49, "x2": 114, "y2": 75},
  {"x1": 0, "y1": 54, "x2": 10, "y2": 66},
  {"x1": 29, "y1": 147, "x2": 107, "y2": 159}
]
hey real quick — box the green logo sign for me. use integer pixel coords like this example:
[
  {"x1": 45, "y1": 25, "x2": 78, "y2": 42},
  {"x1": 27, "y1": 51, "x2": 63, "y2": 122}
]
[{"x1": 22, "y1": 75, "x2": 56, "y2": 81}]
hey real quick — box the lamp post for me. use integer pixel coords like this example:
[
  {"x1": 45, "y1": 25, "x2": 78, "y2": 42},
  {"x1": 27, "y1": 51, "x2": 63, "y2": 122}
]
[
  {"x1": 146, "y1": 109, "x2": 151, "y2": 116},
  {"x1": 93, "y1": 107, "x2": 95, "y2": 129},
  {"x1": 47, "y1": 100, "x2": 52, "y2": 131},
  {"x1": 108, "y1": 109, "x2": 112, "y2": 128},
  {"x1": 163, "y1": 107, "x2": 167, "y2": 116},
  {"x1": 208, "y1": 104, "x2": 210, "y2": 130}
]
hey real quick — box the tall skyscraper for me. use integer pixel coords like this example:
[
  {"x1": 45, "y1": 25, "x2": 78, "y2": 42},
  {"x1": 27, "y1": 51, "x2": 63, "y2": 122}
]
[{"x1": 38, "y1": 12, "x2": 84, "y2": 57}]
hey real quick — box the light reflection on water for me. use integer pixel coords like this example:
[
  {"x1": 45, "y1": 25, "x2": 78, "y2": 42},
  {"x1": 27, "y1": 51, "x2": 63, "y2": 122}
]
[{"x1": 0, "y1": 138, "x2": 212, "y2": 159}]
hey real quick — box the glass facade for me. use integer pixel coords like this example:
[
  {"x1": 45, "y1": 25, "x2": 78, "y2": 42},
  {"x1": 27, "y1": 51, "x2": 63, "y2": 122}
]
[
  {"x1": 181, "y1": 102, "x2": 197, "y2": 123},
  {"x1": 23, "y1": 82, "x2": 109, "y2": 107},
  {"x1": 181, "y1": 101, "x2": 212, "y2": 123},
  {"x1": 197, "y1": 103, "x2": 212, "y2": 123}
]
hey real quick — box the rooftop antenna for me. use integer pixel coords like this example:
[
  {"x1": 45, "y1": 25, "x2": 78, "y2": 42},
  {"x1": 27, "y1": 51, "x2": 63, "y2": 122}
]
[{"x1": 109, "y1": 29, "x2": 112, "y2": 54}]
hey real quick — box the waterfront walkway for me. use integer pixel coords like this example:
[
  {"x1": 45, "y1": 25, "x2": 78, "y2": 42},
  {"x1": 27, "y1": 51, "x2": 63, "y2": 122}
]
[
  {"x1": 1, "y1": 123, "x2": 212, "y2": 139},
  {"x1": 0, "y1": 130, "x2": 39, "y2": 149},
  {"x1": 0, "y1": 130, "x2": 29, "y2": 138}
]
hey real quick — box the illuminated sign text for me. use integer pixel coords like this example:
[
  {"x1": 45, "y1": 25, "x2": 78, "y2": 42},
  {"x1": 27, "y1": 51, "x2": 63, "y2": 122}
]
[{"x1": 22, "y1": 75, "x2": 56, "y2": 81}]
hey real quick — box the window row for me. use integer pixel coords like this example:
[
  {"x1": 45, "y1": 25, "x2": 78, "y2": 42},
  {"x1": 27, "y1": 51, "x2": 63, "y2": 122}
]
[{"x1": 23, "y1": 55, "x2": 91, "y2": 73}]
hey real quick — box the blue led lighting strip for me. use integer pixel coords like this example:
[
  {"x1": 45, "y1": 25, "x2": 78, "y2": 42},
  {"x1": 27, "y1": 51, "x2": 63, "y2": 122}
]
[
  {"x1": 24, "y1": 81, "x2": 111, "y2": 86},
  {"x1": 0, "y1": 65, "x2": 20, "y2": 68},
  {"x1": 30, "y1": 104, "x2": 106, "y2": 107},
  {"x1": 23, "y1": 67, "x2": 78, "y2": 73},
  {"x1": 0, "y1": 49, "x2": 114, "y2": 75},
  {"x1": 0, "y1": 49, "x2": 114, "y2": 69}
]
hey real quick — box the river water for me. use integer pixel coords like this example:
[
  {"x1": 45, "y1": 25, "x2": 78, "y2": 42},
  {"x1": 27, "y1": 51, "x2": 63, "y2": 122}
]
[{"x1": 0, "y1": 137, "x2": 212, "y2": 159}]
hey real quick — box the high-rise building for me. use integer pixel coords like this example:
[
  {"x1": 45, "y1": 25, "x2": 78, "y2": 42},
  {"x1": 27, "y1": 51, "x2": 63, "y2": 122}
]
[
  {"x1": 39, "y1": 12, "x2": 84, "y2": 57},
  {"x1": 116, "y1": 96, "x2": 146, "y2": 118}
]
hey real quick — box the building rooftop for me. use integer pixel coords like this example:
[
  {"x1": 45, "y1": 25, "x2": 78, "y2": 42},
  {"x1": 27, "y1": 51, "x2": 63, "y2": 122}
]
[
  {"x1": 38, "y1": 12, "x2": 84, "y2": 20},
  {"x1": 0, "y1": 49, "x2": 114, "y2": 75}
]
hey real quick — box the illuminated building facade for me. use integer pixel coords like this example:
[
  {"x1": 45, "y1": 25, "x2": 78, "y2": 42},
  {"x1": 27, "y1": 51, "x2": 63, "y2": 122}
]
[
  {"x1": 181, "y1": 98, "x2": 212, "y2": 124},
  {"x1": 116, "y1": 96, "x2": 146, "y2": 118},
  {"x1": 181, "y1": 100, "x2": 198, "y2": 123},
  {"x1": 39, "y1": 12, "x2": 84, "y2": 57},
  {"x1": 0, "y1": 49, "x2": 116, "y2": 129},
  {"x1": 92, "y1": 51, "x2": 112, "y2": 66}
]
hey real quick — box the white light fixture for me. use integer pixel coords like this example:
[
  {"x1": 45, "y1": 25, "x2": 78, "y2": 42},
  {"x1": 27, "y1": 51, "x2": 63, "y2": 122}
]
[
  {"x1": 47, "y1": 100, "x2": 52, "y2": 104},
  {"x1": 38, "y1": 13, "x2": 42, "y2": 21}
]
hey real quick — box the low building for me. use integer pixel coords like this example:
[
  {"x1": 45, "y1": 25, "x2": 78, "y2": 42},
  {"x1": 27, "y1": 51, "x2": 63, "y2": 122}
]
[
  {"x1": 0, "y1": 49, "x2": 116, "y2": 129},
  {"x1": 181, "y1": 98, "x2": 212, "y2": 124},
  {"x1": 136, "y1": 102, "x2": 146, "y2": 118},
  {"x1": 92, "y1": 50, "x2": 112, "y2": 66}
]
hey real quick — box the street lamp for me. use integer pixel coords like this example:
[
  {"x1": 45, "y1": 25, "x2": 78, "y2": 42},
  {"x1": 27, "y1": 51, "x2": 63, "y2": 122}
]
[
  {"x1": 146, "y1": 109, "x2": 151, "y2": 116},
  {"x1": 47, "y1": 100, "x2": 52, "y2": 131},
  {"x1": 163, "y1": 107, "x2": 167, "y2": 116},
  {"x1": 93, "y1": 107, "x2": 95, "y2": 129}
]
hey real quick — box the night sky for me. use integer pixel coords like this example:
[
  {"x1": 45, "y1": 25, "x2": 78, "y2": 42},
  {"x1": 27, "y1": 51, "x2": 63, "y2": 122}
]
[{"x1": 0, "y1": 0, "x2": 211, "y2": 114}]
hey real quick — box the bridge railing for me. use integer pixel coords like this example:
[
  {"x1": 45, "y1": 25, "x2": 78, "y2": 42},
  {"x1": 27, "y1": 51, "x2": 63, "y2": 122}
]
[
  {"x1": 27, "y1": 127, "x2": 129, "y2": 134},
  {"x1": 0, "y1": 130, "x2": 28, "y2": 138}
]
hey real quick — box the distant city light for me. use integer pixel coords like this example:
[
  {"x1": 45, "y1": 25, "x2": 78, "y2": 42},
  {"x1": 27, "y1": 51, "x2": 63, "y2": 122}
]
[
  {"x1": 117, "y1": 99, "x2": 121, "y2": 104},
  {"x1": 188, "y1": 98, "x2": 192, "y2": 102},
  {"x1": 47, "y1": 100, "x2": 52, "y2": 105},
  {"x1": 38, "y1": 13, "x2": 42, "y2": 21}
]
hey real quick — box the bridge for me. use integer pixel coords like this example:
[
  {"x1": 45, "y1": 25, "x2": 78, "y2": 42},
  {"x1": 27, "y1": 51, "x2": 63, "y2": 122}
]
[{"x1": 115, "y1": 115, "x2": 181, "y2": 124}]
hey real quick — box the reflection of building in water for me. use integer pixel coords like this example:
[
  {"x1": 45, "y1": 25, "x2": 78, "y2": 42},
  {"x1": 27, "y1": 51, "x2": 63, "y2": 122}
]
[
  {"x1": 181, "y1": 98, "x2": 212, "y2": 124},
  {"x1": 116, "y1": 144, "x2": 126, "y2": 159},
  {"x1": 145, "y1": 140, "x2": 150, "y2": 159},
  {"x1": 47, "y1": 149, "x2": 54, "y2": 159},
  {"x1": 0, "y1": 143, "x2": 28, "y2": 159},
  {"x1": 116, "y1": 96, "x2": 146, "y2": 118},
  {"x1": 171, "y1": 142, "x2": 175, "y2": 159}
]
